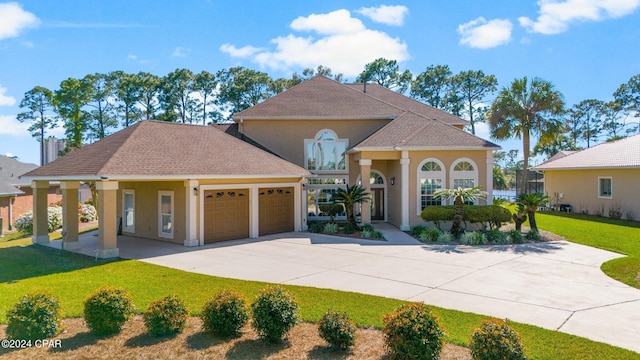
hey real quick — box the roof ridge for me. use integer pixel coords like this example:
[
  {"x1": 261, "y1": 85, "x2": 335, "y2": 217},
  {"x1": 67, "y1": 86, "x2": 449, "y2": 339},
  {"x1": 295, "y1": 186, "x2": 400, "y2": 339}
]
[{"x1": 98, "y1": 121, "x2": 146, "y2": 175}]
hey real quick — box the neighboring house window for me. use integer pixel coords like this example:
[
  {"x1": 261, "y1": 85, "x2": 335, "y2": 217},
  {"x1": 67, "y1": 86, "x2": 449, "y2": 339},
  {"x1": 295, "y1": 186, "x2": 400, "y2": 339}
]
[
  {"x1": 306, "y1": 177, "x2": 347, "y2": 219},
  {"x1": 598, "y1": 177, "x2": 612, "y2": 198},
  {"x1": 304, "y1": 129, "x2": 348, "y2": 172},
  {"x1": 451, "y1": 158, "x2": 479, "y2": 204},
  {"x1": 158, "y1": 191, "x2": 174, "y2": 239},
  {"x1": 418, "y1": 159, "x2": 445, "y2": 212},
  {"x1": 123, "y1": 190, "x2": 135, "y2": 233}
]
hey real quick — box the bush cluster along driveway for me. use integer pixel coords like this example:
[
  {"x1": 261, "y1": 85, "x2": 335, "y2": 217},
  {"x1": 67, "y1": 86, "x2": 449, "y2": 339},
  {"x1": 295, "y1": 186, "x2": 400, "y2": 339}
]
[{"x1": 1, "y1": 214, "x2": 640, "y2": 359}]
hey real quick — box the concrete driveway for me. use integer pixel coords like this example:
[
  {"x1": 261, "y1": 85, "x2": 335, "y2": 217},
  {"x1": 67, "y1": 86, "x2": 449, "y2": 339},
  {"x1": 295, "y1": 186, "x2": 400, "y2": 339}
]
[{"x1": 72, "y1": 223, "x2": 640, "y2": 353}]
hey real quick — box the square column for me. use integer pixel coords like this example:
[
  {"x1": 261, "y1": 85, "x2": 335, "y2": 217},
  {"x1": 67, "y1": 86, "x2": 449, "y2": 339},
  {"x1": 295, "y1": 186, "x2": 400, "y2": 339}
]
[
  {"x1": 31, "y1": 180, "x2": 50, "y2": 244},
  {"x1": 359, "y1": 159, "x2": 372, "y2": 224},
  {"x1": 96, "y1": 181, "x2": 119, "y2": 259},
  {"x1": 486, "y1": 151, "x2": 494, "y2": 205},
  {"x1": 61, "y1": 181, "x2": 81, "y2": 250},
  {"x1": 184, "y1": 180, "x2": 199, "y2": 246},
  {"x1": 400, "y1": 152, "x2": 410, "y2": 231}
]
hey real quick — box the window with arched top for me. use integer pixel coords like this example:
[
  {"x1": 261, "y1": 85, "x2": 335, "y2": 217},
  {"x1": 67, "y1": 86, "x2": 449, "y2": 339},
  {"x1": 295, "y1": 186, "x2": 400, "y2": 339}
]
[
  {"x1": 451, "y1": 158, "x2": 479, "y2": 203},
  {"x1": 370, "y1": 172, "x2": 384, "y2": 185},
  {"x1": 417, "y1": 159, "x2": 445, "y2": 212},
  {"x1": 304, "y1": 129, "x2": 348, "y2": 172}
]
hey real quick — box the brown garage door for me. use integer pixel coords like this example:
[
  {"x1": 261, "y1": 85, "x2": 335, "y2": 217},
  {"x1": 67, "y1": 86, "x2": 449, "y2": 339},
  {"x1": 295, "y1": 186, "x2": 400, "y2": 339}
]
[
  {"x1": 259, "y1": 187, "x2": 294, "y2": 236},
  {"x1": 203, "y1": 189, "x2": 249, "y2": 243}
]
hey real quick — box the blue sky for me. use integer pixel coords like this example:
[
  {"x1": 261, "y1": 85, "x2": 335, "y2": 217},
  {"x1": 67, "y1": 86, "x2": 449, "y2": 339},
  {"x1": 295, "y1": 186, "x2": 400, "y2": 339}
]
[{"x1": 1, "y1": 0, "x2": 639, "y2": 165}]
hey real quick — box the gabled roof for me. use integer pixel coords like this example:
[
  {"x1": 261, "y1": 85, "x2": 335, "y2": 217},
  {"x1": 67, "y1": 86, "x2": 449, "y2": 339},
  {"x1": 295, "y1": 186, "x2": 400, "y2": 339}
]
[
  {"x1": 345, "y1": 83, "x2": 469, "y2": 126},
  {"x1": 22, "y1": 121, "x2": 309, "y2": 180},
  {"x1": 534, "y1": 134, "x2": 640, "y2": 170},
  {"x1": 351, "y1": 111, "x2": 500, "y2": 151},
  {"x1": 0, "y1": 155, "x2": 38, "y2": 196}
]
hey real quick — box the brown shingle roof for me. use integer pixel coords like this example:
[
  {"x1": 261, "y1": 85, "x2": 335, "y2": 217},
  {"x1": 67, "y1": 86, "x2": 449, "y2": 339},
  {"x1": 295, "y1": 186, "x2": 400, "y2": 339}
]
[
  {"x1": 534, "y1": 134, "x2": 640, "y2": 170},
  {"x1": 22, "y1": 121, "x2": 309, "y2": 180},
  {"x1": 352, "y1": 111, "x2": 499, "y2": 151}
]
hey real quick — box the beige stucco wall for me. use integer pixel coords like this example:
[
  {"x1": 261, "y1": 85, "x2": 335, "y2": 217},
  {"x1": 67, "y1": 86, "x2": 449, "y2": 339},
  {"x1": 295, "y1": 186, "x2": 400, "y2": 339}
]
[
  {"x1": 240, "y1": 119, "x2": 390, "y2": 167},
  {"x1": 543, "y1": 168, "x2": 640, "y2": 220}
]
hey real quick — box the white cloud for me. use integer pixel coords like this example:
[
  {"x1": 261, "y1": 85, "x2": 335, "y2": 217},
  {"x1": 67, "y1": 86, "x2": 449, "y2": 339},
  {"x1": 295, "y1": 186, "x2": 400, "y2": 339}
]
[
  {"x1": 0, "y1": 115, "x2": 28, "y2": 135},
  {"x1": 458, "y1": 17, "x2": 513, "y2": 49},
  {"x1": 519, "y1": 0, "x2": 640, "y2": 35},
  {"x1": 0, "y1": 84, "x2": 16, "y2": 106},
  {"x1": 220, "y1": 44, "x2": 262, "y2": 58},
  {"x1": 0, "y1": 2, "x2": 40, "y2": 41},
  {"x1": 127, "y1": 54, "x2": 137, "y2": 60},
  {"x1": 172, "y1": 46, "x2": 190, "y2": 57},
  {"x1": 221, "y1": 9, "x2": 409, "y2": 77},
  {"x1": 355, "y1": 5, "x2": 409, "y2": 26}
]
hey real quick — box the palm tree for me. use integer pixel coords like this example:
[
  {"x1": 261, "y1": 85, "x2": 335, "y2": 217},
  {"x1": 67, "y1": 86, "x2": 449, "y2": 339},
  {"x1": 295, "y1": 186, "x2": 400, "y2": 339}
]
[
  {"x1": 516, "y1": 193, "x2": 550, "y2": 231},
  {"x1": 333, "y1": 185, "x2": 370, "y2": 228},
  {"x1": 488, "y1": 77, "x2": 565, "y2": 194},
  {"x1": 434, "y1": 187, "x2": 487, "y2": 237}
]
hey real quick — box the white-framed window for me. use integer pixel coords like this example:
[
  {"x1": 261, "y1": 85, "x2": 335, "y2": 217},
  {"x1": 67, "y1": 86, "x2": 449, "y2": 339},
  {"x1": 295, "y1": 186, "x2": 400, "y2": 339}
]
[
  {"x1": 123, "y1": 189, "x2": 135, "y2": 233},
  {"x1": 598, "y1": 177, "x2": 612, "y2": 198},
  {"x1": 158, "y1": 191, "x2": 174, "y2": 239},
  {"x1": 306, "y1": 177, "x2": 347, "y2": 219},
  {"x1": 418, "y1": 158, "x2": 445, "y2": 212},
  {"x1": 451, "y1": 158, "x2": 479, "y2": 204},
  {"x1": 304, "y1": 129, "x2": 348, "y2": 172}
]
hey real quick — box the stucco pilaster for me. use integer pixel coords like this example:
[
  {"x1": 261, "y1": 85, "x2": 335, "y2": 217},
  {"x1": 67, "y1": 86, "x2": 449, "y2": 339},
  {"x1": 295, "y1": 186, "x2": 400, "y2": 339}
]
[
  {"x1": 61, "y1": 181, "x2": 81, "y2": 249},
  {"x1": 359, "y1": 159, "x2": 372, "y2": 224},
  {"x1": 184, "y1": 180, "x2": 199, "y2": 246},
  {"x1": 400, "y1": 152, "x2": 410, "y2": 231},
  {"x1": 96, "y1": 181, "x2": 119, "y2": 258},
  {"x1": 31, "y1": 180, "x2": 50, "y2": 244},
  {"x1": 486, "y1": 151, "x2": 494, "y2": 205}
]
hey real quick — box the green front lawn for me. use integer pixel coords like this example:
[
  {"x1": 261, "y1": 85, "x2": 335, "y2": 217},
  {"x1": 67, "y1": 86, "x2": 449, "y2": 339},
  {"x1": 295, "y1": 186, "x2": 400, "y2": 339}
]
[
  {"x1": 0, "y1": 234, "x2": 638, "y2": 359},
  {"x1": 536, "y1": 212, "x2": 640, "y2": 288}
]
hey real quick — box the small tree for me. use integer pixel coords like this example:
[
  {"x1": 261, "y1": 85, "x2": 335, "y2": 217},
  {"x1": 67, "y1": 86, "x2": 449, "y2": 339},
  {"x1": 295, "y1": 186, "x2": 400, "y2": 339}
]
[
  {"x1": 434, "y1": 187, "x2": 487, "y2": 237},
  {"x1": 333, "y1": 185, "x2": 370, "y2": 229},
  {"x1": 516, "y1": 193, "x2": 550, "y2": 231},
  {"x1": 512, "y1": 204, "x2": 528, "y2": 232}
]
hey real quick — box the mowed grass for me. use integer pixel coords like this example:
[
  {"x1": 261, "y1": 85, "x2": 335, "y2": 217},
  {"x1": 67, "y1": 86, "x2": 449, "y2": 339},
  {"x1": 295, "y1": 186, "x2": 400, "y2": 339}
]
[
  {"x1": 1, "y1": 238, "x2": 638, "y2": 359},
  {"x1": 536, "y1": 212, "x2": 640, "y2": 288}
]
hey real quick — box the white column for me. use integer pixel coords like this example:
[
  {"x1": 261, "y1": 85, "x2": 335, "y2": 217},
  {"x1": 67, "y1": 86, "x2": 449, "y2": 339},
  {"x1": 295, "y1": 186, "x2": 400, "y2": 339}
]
[
  {"x1": 400, "y1": 152, "x2": 410, "y2": 231},
  {"x1": 184, "y1": 180, "x2": 199, "y2": 246},
  {"x1": 486, "y1": 151, "x2": 494, "y2": 205},
  {"x1": 359, "y1": 159, "x2": 372, "y2": 224}
]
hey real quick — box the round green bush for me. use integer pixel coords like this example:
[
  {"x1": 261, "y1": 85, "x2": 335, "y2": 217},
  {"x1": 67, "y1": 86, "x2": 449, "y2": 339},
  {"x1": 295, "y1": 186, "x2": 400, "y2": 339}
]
[
  {"x1": 383, "y1": 302, "x2": 445, "y2": 360},
  {"x1": 251, "y1": 286, "x2": 299, "y2": 343},
  {"x1": 143, "y1": 295, "x2": 188, "y2": 337},
  {"x1": 470, "y1": 318, "x2": 527, "y2": 360},
  {"x1": 318, "y1": 309, "x2": 357, "y2": 349},
  {"x1": 6, "y1": 292, "x2": 63, "y2": 341},
  {"x1": 83, "y1": 286, "x2": 135, "y2": 336},
  {"x1": 201, "y1": 289, "x2": 249, "y2": 338}
]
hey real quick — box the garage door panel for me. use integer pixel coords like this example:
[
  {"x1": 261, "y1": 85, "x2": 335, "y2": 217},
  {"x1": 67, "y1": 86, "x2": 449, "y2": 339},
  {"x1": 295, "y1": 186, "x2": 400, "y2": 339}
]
[
  {"x1": 259, "y1": 187, "x2": 294, "y2": 236},
  {"x1": 204, "y1": 189, "x2": 249, "y2": 243}
]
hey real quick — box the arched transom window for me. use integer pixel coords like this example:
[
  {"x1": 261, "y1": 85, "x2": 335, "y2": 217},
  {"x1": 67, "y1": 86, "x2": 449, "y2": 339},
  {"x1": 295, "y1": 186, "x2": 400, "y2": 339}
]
[
  {"x1": 304, "y1": 129, "x2": 348, "y2": 172},
  {"x1": 418, "y1": 159, "x2": 445, "y2": 212},
  {"x1": 451, "y1": 158, "x2": 479, "y2": 204}
]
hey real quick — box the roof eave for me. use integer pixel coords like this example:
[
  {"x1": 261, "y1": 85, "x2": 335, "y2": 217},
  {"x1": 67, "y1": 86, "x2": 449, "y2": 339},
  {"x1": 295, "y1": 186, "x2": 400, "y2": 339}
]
[
  {"x1": 534, "y1": 165, "x2": 640, "y2": 171},
  {"x1": 21, "y1": 174, "x2": 311, "y2": 182},
  {"x1": 232, "y1": 115, "x2": 396, "y2": 121}
]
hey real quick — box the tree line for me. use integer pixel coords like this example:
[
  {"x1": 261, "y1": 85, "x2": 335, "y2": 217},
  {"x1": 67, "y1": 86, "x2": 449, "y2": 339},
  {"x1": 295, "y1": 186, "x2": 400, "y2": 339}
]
[{"x1": 17, "y1": 58, "x2": 640, "y2": 194}]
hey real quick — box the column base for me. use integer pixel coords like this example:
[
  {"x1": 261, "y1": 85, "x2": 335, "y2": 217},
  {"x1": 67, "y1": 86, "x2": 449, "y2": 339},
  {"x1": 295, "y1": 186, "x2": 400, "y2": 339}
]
[
  {"x1": 63, "y1": 241, "x2": 82, "y2": 250},
  {"x1": 184, "y1": 238, "x2": 199, "y2": 247},
  {"x1": 95, "y1": 248, "x2": 119, "y2": 259},
  {"x1": 400, "y1": 225, "x2": 410, "y2": 231},
  {"x1": 32, "y1": 235, "x2": 50, "y2": 244}
]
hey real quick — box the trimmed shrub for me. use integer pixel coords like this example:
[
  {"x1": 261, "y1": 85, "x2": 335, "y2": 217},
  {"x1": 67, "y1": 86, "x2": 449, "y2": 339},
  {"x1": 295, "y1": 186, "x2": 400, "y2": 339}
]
[
  {"x1": 251, "y1": 286, "x2": 299, "y2": 343},
  {"x1": 465, "y1": 205, "x2": 512, "y2": 230},
  {"x1": 83, "y1": 286, "x2": 135, "y2": 336},
  {"x1": 383, "y1": 303, "x2": 445, "y2": 360},
  {"x1": 507, "y1": 229, "x2": 523, "y2": 244},
  {"x1": 420, "y1": 206, "x2": 455, "y2": 230},
  {"x1": 525, "y1": 229, "x2": 540, "y2": 241},
  {"x1": 360, "y1": 224, "x2": 374, "y2": 232},
  {"x1": 470, "y1": 318, "x2": 526, "y2": 360},
  {"x1": 319, "y1": 203, "x2": 345, "y2": 222},
  {"x1": 370, "y1": 230, "x2": 384, "y2": 239},
  {"x1": 341, "y1": 222, "x2": 357, "y2": 234},
  {"x1": 411, "y1": 225, "x2": 427, "y2": 236},
  {"x1": 308, "y1": 221, "x2": 324, "y2": 233},
  {"x1": 437, "y1": 232, "x2": 454, "y2": 243},
  {"x1": 485, "y1": 229, "x2": 508, "y2": 244},
  {"x1": 419, "y1": 228, "x2": 441, "y2": 243},
  {"x1": 461, "y1": 231, "x2": 487, "y2": 245},
  {"x1": 6, "y1": 292, "x2": 63, "y2": 341},
  {"x1": 318, "y1": 309, "x2": 357, "y2": 349},
  {"x1": 323, "y1": 222, "x2": 339, "y2": 235},
  {"x1": 143, "y1": 295, "x2": 188, "y2": 337},
  {"x1": 201, "y1": 289, "x2": 249, "y2": 338}
]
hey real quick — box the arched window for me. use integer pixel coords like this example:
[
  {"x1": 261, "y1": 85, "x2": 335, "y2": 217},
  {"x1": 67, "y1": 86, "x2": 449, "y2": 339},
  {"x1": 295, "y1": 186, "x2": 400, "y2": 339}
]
[
  {"x1": 451, "y1": 158, "x2": 479, "y2": 203},
  {"x1": 304, "y1": 129, "x2": 348, "y2": 172},
  {"x1": 417, "y1": 159, "x2": 445, "y2": 212}
]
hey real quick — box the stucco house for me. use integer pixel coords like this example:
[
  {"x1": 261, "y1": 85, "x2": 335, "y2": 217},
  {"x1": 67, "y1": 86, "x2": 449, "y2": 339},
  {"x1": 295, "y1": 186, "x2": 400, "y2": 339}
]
[
  {"x1": 534, "y1": 134, "x2": 640, "y2": 220},
  {"x1": 22, "y1": 76, "x2": 499, "y2": 258},
  {"x1": 0, "y1": 155, "x2": 61, "y2": 234}
]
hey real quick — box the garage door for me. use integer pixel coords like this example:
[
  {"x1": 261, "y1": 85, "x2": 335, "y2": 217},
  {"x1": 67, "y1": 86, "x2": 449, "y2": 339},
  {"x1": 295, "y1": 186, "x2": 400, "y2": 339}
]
[
  {"x1": 259, "y1": 187, "x2": 294, "y2": 236},
  {"x1": 203, "y1": 189, "x2": 249, "y2": 243}
]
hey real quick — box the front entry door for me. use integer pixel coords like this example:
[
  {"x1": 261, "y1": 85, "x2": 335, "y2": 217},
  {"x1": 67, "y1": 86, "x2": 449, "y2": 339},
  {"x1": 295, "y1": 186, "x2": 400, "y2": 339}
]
[{"x1": 371, "y1": 188, "x2": 384, "y2": 220}]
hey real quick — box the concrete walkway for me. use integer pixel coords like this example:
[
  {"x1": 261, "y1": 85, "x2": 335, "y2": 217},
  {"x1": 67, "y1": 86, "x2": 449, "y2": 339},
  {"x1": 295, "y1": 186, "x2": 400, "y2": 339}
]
[{"x1": 64, "y1": 223, "x2": 640, "y2": 353}]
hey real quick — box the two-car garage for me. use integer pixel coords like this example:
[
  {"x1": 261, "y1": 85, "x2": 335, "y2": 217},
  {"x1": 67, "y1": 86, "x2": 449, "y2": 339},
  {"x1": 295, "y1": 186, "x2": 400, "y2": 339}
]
[{"x1": 202, "y1": 186, "x2": 295, "y2": 244}]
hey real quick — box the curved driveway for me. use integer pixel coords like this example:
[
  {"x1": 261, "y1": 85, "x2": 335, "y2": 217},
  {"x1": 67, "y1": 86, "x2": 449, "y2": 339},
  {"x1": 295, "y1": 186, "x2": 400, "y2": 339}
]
[{"x1": 99, "y1": 224, "x2": 640, "y2": 353}]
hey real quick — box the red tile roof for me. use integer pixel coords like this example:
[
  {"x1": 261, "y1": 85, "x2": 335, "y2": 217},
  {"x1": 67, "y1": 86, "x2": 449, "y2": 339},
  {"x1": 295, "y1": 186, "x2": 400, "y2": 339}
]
[{"x1": 22, "y1": 121, "x2": 309, "y2": 180}]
